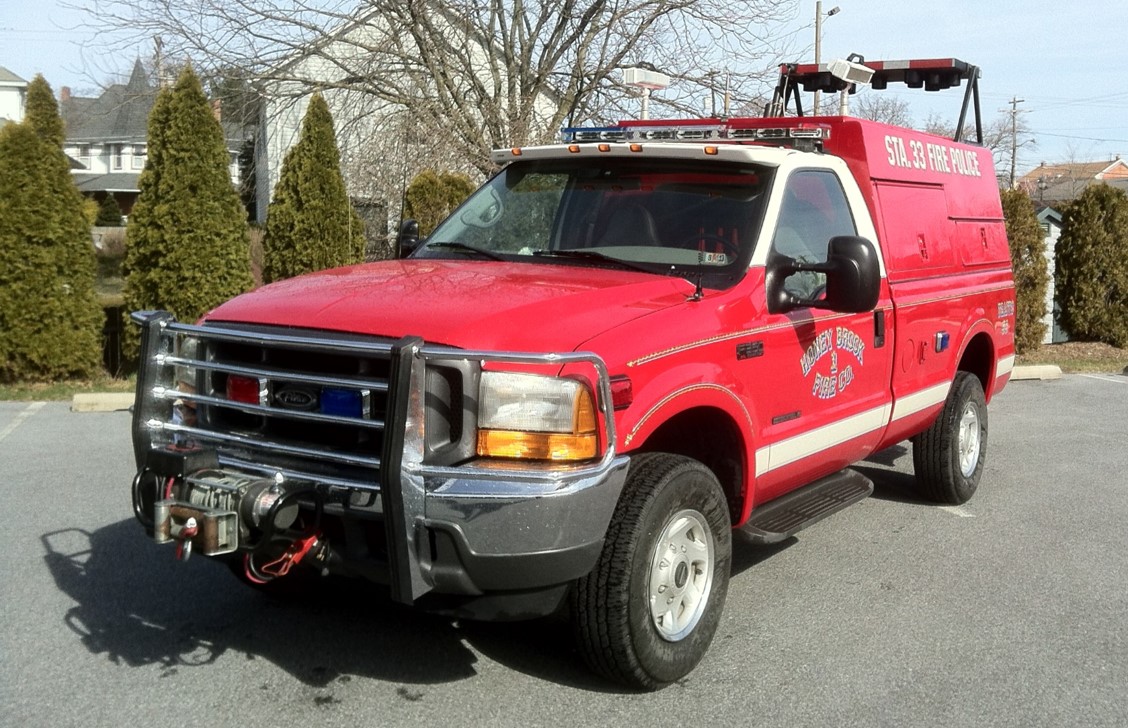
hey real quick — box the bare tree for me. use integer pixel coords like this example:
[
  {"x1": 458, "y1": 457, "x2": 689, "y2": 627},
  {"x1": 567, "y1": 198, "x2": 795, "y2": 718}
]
[
  {"x1": 79, "y1": 0, "x2": 801, "y2": 175},
  {"x1": 850, "y1": 92, "x2": 911, "y2": 127},
  {"x1": 921, "y1": 110, "x2": 1035, "y2": 184}
]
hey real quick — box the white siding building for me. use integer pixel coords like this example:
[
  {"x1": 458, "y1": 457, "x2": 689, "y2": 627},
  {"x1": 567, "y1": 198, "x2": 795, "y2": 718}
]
[
  {"x1": 0, "y1": 66, "x2": 28, "y2": 126},
  {"x1": 62, "y1": 61, "x2": 246, "y2": 215}
]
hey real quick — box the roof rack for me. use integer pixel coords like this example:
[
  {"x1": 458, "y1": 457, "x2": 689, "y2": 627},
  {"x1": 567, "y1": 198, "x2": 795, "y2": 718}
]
[{"x1": 765, "y1": 56, "x2": 983, "y2": 145}]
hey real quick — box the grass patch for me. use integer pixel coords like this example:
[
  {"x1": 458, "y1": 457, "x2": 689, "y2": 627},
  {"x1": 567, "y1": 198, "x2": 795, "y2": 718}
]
[
  {"x1": 0, "y1": 376, "x2": 135, "y2": 402},
  {"x1": 1017, "y1": 341, "x2": 1128, "y2": 373}
]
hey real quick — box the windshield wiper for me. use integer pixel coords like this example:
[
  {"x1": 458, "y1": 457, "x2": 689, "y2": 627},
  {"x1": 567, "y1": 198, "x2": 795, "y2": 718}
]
[
  {"x1": 424, "y1": 241, "x2": 507, "y2": 261},
  {"x1": 531, "y1": 249, "x2": 657, "y2": 275}
]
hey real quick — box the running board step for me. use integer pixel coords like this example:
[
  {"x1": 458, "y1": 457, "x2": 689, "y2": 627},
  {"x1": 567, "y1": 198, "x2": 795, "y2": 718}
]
[{"x1": 742, "y1": 468, "x2": 874, "y2": 544}]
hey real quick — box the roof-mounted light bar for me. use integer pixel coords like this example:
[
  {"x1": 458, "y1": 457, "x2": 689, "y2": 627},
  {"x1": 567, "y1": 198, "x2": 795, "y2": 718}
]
[
  {"x1": 561, "y1": 127, "x2": 628, "y2": 143},
  {"x1": 562, "y1": 122, "x2": 829, "y2": 146},
  {"x1": 726, "y1": 126, "x2": 830, "y2": 141}
]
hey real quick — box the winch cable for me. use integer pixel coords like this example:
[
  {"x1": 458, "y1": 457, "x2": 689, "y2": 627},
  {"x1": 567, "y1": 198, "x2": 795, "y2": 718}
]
[{"x1": 244, "y1": 485, "x2": 325, "y2": 583}]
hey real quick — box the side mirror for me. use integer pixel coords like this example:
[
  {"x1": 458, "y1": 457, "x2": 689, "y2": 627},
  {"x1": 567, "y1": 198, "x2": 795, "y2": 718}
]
[
  {"x1": 396, "y1": 219, "x2": 420, "y2": 258},
  {"x1": 767, "y1": 235, "x2": 880, "y2": 314},
  {"x1": 821, "y1": 236, "x2": 880, "y2": 313}
]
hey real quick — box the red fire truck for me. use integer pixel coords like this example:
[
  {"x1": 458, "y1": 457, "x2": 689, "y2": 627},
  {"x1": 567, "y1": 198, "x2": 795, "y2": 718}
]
[{"x1": 129, "y1": 57, "x2": 1015, "y2": 689}]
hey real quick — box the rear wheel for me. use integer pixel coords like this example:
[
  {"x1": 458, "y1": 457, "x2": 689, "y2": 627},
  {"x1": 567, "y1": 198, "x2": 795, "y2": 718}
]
[
  {"x1": 571, "y1": 453, "x2": 731, "y2": 690},
  {"x1": 912, "y1": 371, "x2": 988, "y2": 504}
]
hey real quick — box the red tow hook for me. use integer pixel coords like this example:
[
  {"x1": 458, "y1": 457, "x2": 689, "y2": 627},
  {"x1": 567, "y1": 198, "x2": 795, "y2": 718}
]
[
  {"x1": 174, "y1": 517, "x2": 199, "y2": 561},
  {"x1": 245, "y1": 533, "x2": 323, "y2": 582}
]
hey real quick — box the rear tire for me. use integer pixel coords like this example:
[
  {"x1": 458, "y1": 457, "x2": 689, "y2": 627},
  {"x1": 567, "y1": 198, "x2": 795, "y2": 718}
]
[
  {"x1": 912, "y1": 371, "x2": 988, "y2": 504},
  {"x1": 571, "y1": 453, "x2": 731, "y2": 690}
]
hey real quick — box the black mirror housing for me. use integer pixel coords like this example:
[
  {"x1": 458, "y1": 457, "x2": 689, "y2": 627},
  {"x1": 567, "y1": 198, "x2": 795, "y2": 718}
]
[
  {"x1": 397, "y1": 219, "x2": 421, "y2": 258},
  {"x1": 821, "y1": 236, "x2": 880, "y2": 313},
  {"x1": 766, "y1": 235, "x2": 880, "y2": 314}
]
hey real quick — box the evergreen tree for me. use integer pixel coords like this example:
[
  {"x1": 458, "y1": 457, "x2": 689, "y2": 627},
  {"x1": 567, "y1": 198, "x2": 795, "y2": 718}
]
[
  {"x1": 1055, "y1": 184, "x2": 1128, "y2": 347},
  {"x1": 124, "y1": 67, "x2": 252, "y2": 342},
  {"x1": 96, "y1": 193, "x2": 124, "y2": 226},
  {"x1": 123, "y1": 85, "x2": 173, "y2": 353},
  {"x1": 24, "y1": 75, "x2": 65, "y2": 147},
  {"x1": 1000, "y1": 189, "x2": 1049, "y2": 353},
  {"x1": 0, "y1": 116, "x2": 102, "y2": 382},
  {"x1": 262, "y1": 93, "x2": 364, "y2": 283},
  {"x1": 405, "y1": 170, "x2": 476, "y2": 237}
]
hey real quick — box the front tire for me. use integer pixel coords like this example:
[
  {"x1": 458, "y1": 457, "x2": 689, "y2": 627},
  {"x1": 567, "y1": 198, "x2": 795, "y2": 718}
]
[
  {"x1": 912, "y1": 371, "x2": 988, "y2": 504},
  {"x1": 571, "y1": 453, "x2": 731, "y2": 690}
]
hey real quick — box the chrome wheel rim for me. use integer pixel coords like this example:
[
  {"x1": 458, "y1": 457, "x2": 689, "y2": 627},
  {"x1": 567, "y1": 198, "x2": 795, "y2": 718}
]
[
  {"x1": 648, "y1": 509, "x2": 715, "y2": 642},
  {"x1": 958, "y1": 402, "x2": 981, "y2": 478}
]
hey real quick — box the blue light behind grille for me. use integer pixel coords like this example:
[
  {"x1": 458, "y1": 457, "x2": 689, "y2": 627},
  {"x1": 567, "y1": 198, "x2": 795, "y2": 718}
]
[{"x1": 320, "y1": 387, "x2": 363, "y2": 418}]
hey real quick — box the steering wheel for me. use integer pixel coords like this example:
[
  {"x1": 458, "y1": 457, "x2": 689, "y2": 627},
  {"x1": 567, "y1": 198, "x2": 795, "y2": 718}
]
[{"x1": 675, "y1": 232, "x2": 740, "y2": 258}]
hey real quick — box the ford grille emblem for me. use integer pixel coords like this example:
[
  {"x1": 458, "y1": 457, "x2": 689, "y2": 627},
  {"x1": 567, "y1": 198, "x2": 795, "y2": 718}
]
[{"x1": 274, "y1": 386, "x2": 319, "y2": 411}]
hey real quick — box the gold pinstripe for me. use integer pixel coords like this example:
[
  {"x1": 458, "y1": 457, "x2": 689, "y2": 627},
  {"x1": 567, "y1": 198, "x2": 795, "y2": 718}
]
[
  {"x1": 626, "y1": 309, "x2": 892, "y2": 368},
  {"x1": 893, "y1": 284, "x2": 1013, "y2": 309},
  {"x1": 624, "y1": 383, "x2": 754, "y2": 447}
]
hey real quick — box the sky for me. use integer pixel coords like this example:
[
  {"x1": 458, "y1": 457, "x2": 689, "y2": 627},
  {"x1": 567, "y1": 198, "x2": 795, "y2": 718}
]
[{"x1": 3, "y1": 0, "x2": 1127, "y2": 176}]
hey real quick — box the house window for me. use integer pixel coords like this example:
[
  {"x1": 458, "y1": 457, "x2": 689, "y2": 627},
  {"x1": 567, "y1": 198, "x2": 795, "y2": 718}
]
[
  {"x1": 77, "y1": 144, "x2": 90, "y2": 160},
  {"x1": 132, "y1": 144, "x2": 146, "y2": 170},
  {"x1": 112, "y1": 144, "x2": 123, "y2": 170}
]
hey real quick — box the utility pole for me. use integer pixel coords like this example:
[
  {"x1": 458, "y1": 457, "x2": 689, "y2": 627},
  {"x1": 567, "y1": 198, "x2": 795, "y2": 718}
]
[
  {"x1": 1007, "y1": 96, "x2": 1025, "y2": 188},
  {"x1": 813, "y1": 3, "x2": 840, "y2": 116}
]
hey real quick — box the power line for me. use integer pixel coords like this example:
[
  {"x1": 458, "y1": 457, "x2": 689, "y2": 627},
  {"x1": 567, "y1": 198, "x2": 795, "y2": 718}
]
[
  {"x1": 0, "y1": 28, "x2": 88, "y2": 38},
  {"x1": 1037, "y1": 131, "x2": 1128, "y2": 143}
]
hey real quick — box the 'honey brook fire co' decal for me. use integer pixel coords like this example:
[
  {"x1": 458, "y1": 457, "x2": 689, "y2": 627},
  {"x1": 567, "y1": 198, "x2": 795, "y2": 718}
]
[{"x1": 800, "y1": 327, "x2": 866, "y2": 400}]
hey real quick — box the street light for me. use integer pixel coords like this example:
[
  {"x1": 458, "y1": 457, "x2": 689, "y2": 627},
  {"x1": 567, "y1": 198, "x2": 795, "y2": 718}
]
[{"x1": 813, "y1": 2, "x2": 840, "y2": 116}]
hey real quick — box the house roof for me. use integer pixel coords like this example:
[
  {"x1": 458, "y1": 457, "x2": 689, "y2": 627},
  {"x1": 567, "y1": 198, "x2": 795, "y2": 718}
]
[
  {"x1": 61, "y1": 60, "x2": 248, "y2": 146},
  {"x1": 1019, "y1": 159, "x2": 1128, "y2": 187},
  {"x1": 63, "y1": 60, "x2": 155, "y2": 143},
  {"x1": 0, "y1": 66, "x2": 28, "y2": 85},
  {"x1": 1036, "y1": 206, "x2": 1062, "y2": 225},
  {"x1": 73, "y1": 171, "x2": 141, "y2": 193}
]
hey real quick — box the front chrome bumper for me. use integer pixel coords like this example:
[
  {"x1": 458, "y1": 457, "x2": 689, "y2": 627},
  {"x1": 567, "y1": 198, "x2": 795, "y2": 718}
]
[{"x1": 131, "y1": 312, "x2": 627, "y2": 608}]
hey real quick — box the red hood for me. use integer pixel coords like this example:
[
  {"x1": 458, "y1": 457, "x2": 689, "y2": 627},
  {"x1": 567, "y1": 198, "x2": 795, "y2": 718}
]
[{"x1": 205, "y1": 259, "x2": 693, "y2": 351}]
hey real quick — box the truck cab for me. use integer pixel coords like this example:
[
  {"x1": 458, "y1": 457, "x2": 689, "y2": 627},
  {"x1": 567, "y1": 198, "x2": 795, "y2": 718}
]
[{"x1": 129, "y1": 57, "x2": 1015, "y2": 690}]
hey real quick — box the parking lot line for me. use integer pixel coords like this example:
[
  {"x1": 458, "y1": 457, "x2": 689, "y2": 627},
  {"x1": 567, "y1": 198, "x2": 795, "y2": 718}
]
[
  {"x1": 0, "y1": 401, "x2": 45, "y2": 443},
  {"x1": 1080, "y1": 374, "x2": 1127, "y2": 384},
  {"x1": 938, "y1": 505, "x2": 975, "y2": 518}
]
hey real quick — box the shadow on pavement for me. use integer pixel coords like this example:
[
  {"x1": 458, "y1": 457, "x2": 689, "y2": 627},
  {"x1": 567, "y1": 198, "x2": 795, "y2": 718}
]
[{"x1": 39, "y1": 520, "x2": 603, "y2": 690}]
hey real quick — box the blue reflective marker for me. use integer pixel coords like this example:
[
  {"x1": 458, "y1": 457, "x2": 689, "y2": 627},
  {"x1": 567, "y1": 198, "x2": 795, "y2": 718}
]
[
  {"x1": 935, "y1": 332, "x2": 950, "y2": 353},
  {"x1": 320, "y1": 388, "x2": 363, "y2": 418}
]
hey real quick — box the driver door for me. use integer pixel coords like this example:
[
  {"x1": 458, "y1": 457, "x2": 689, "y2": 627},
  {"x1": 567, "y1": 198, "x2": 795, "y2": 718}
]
[{"x1": 753, "y1": 169, "x2": 893, "y2": 503}]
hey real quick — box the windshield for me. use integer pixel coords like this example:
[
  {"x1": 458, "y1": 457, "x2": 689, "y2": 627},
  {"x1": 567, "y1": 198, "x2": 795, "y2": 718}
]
[{"x1": 415, "y1": 157, "x2": 773, "y2": 288}]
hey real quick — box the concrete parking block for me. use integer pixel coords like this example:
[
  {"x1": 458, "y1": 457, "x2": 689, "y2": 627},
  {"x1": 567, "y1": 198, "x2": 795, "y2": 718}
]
[
  {"x1": 1010, "y1": 364, "x2": 1063, "y2": 381},
  {"x1": 71, "y1": 392, "x2": 134, "y2": 412}
]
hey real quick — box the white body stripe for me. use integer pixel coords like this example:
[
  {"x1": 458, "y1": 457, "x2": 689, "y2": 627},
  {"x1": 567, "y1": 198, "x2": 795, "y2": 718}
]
[
  {"x1": 764, "y1": 404, "x2": 891, "y2": 473},
  {"x1": 891, "y1": 382, "x2": 951, "y2": 423},
  {"x1": 751, "y1": 381, "x2": 958, "y2": 477},
  {"x1": 754, "y1": 447, "x2": 770, "y2": 478},
  {"x1": 995, "y1": 355, "x2": 1015, "y2": 379}
]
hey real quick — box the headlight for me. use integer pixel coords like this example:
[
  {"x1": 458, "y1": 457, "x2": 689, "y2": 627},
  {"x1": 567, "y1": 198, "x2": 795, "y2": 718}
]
[
  {"x1": 477, "y1": 372, "x2": 599, "y2": 461},
  {"x1": 171, "y1": 334, "x2": 200, "y2": 428},
  {"x1": 174, "y1": 334, "x2": 199, "y2": 390}
]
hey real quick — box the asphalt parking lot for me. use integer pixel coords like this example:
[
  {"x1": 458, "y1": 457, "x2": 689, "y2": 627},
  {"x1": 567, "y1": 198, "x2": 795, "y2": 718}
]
[{"x1": 1, "y1": 374, "x2": 1126, "y2": 727}]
